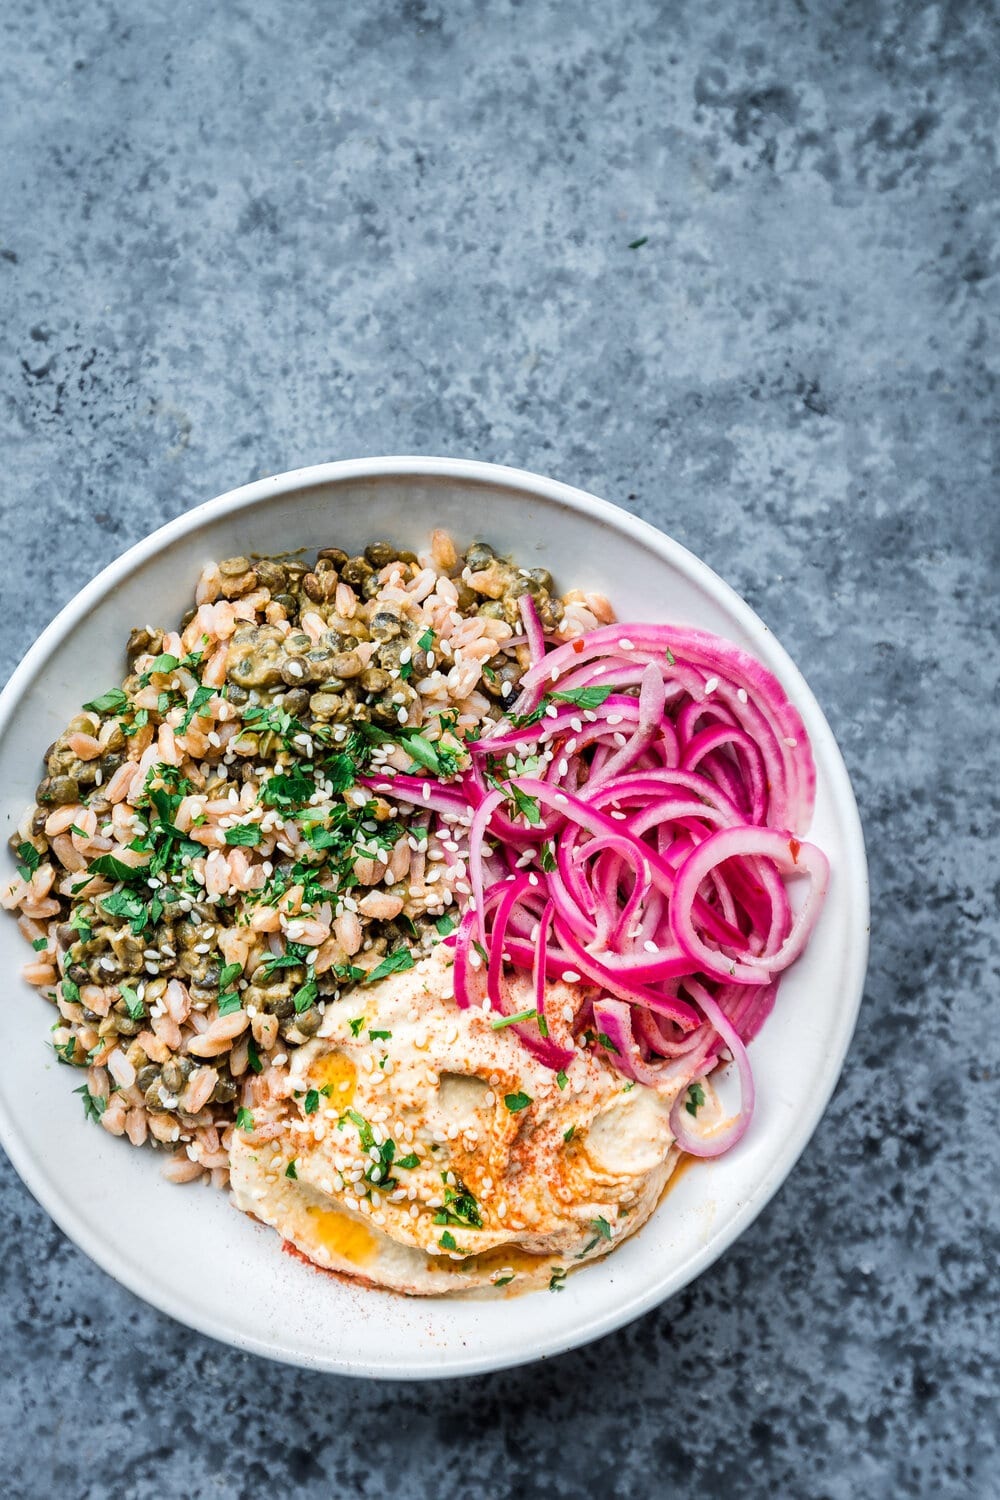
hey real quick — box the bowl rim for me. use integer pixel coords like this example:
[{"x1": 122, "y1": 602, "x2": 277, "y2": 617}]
[{"x1": 0, "y1": 456, "x2": 869, "y2": 1377}]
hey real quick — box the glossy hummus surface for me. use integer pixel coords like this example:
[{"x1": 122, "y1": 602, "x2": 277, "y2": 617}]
[{"x1": 230, "y1": 946, "x2": 684, "y2": 1294}]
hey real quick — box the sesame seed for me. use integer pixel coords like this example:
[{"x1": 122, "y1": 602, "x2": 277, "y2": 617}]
[
  {"x1": 785, "y1": 736, "x2": 798, "y2": 747},
  {"x1": 737, "y1": 687, "x2": 748, "y2": 703},
  {"x1": 643, "y1": 940, "x2": 658, "y2": 953},
  {"x1": 704, "y1": 676, "x2": 719, "y2": 695},
  {"x1": 618, "y1": 638, "x2": 635, "y2": 650},
  {"x1": 562, "y1": 969, "x2": 581, "y2": 982}
]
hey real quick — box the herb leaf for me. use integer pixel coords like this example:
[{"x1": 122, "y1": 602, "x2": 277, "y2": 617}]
[
  {"x1": 224, "y1": 824, "x2": 262, "y2": 846},
  {"x1": 504, "y1": 1091, "x2": 532, "y2": 1113},
  {"x1": 365, "y1": 949, "x2": 415, "y2": 984},
  {"x1": 83, "y1": 688, "x2": 128, "y2": 714},
  {"x1": 685, "y1": 1082, "x2": 706, "y2": 1117}
]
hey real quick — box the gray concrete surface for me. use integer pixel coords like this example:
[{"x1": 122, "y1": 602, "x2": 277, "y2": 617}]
[{"x1": 1, "y1": 1, "x2": 997, "y2": 1496}]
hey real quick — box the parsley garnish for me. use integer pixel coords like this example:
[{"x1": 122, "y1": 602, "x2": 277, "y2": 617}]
[
  {"x1": 493, "y1": 1274, "x2": 515, "y2": 1287},
  {"x1": 15, "y1": 842, "x2": 40, "y2": 881},
  {"x1": 504, "y1": 1091, "x2": 532, "y2": 1113},
  {"x1": 432, "y1": 1176, "x2": 483, "y2": 1230},
  {"x1": 61, "y1": 978, "x2": 81, "y2": 1003},
  {"x1": 119, "y1": 983, "x2": 145, "y2": 1021},
  {"x1": 539, "y1": 842, "x2": 557, "y2": 872},
  {"x1": 31, "y1": 936, "x2": 48, "y2": 952},
  {"x1": 556, "y1": 1070, "x2": 568, "y2": 1090},
  {"x1": 217, "y1": 991, "x2": 242, "y2": 1017},
  {"x1": 219, "y1": 962, "x2": 242, "y2": 989},
  {"x1": 435, "y1": 913, "x2": 457, "y2": 936},
  {"x1": 291, "y1": 979, "x2": 318, "y2": 1014},
  {"x1": 224, "y1": 824, "x2": 262, "y2": 846},
  {"x1": 348, "y1": 1017, "x2": 365, "y2": 1036},
  {"x1": 285, "y1": 1159, "x2": 298, "y2": 1179},
  {"x1": 596, "y1": 1031, "x2": 620, "y2": 1055},
  {"x1": 665, "y1": 646, "x2": 676, "y2": 666},
  {"x1": 548, "y1": 1268, "x2": 568, "y2": 1291},
  {"x1": 508, "y1": 784, "x2": 542, "y2": 825},
  {"x1": 685, "y1": 1082, "x2": 706, "y2": 1117},
  {"x1": 365, "y1": 949, "x2": 415, "y2": 983},
  {"x1": 304, "y1": 1089, "x2": 320, "y2": 1115},
  {"x1": 551, "y1": 686, "x2": 614, "y2": 710},
  {"x1": 235, "y1": 1107, "x2": 254, "y2": 1130},
  {"x1": 177, "y1": 687, "x2": 212, "y2": 732},
  {"x1": 74, "y1": 1085, "x2": 107, "y2": 1123},
  {"x1": 261, "y1": 769, "x2": 316, "y2": 809},
  {"x1": 246, "y1": 1038, "x2": 263, "y2": 1074},
  {"x1": 395, "y1": 1153, "x2": 420, "y2": 1170},
  {"x1": 563, "y1": 1125, "x2": 576, "y2": 1143},
  {"x1": 439, "y1": 1230, "x2": 458, "y2": 1252},
  {"x1": 83, "y1": 688, "x2": 129, "y2": 714},
  {"x1": 627, "y1": 235, "x2": 648, "y2": 249}
]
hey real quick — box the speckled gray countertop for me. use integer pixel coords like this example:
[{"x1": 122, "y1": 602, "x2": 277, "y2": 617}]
[{"x1": 1, "y1": 2, "x2": 997, "y2": 1496}]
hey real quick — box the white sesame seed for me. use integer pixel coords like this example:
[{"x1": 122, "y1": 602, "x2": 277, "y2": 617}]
[
  {"x1": 561, "y1": 969, "x2": 581, "y2": 982},
  {"x1": 618, "y1": 638, "x2": 635, "y2": 650},
  {"x1": 785, "y1": 736, "x2": 798, "y2": 747},
  {"x1": 643, "y1": 940, "x2": 658, "y2": 953},
  {"x1": 737, "y1": 687, "x2": 748, "y2": 703},
  {"x1": 704, "y1": 676, "x2": 719, "y2": 695}
]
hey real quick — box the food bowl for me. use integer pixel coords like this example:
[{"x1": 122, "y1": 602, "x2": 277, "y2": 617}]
[{"x1": 0, "y1": 457, "x2": 869, "y2": 1377}]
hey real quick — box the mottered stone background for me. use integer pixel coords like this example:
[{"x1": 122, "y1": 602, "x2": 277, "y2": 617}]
[{"x1": 1, "y1": 2, "x2": 997, "y2": 1496}]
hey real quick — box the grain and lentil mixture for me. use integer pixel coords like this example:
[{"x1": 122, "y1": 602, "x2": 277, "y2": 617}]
[{"x1": 3, "y1": 531, "x2": 611, "y2": 1188}]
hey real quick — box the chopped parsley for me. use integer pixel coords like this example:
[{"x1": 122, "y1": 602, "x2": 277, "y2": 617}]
[
  {"x1": 627, "y1": 235, "x2": 648, "y2": 249},
  {"x1": 368, "y1": 1028, "x2": 392, "y2": 1041},
  {"x1": 433, "y1": 1176, "x2": 483, "y2": 1230},
  {"x1": 508, "y1": 784, "x2": 542, "y2": 826},
  {"x1": 285, "y1": 1159, "x2": 298, "y2": 1179},
  {"x1": 31, "y1": 937, "x2": 48, "y2": 952},
  {"x1": 685, "y1": 1082, "x2": 706, "y2": 1117},
  {"x1": 291, "y1": 979, "x2": 318, "y2": 1014},
  {"x1": 550, "y1": 686, "x2": 614, "y2": 710},
  {"x1": 219, "y1": 962, "x2": 242, "y2": 989},
  {"x1": 596, "y1": 1031, "x2": 620, "y2": 1055},
  {"x1": 83, "y1": 688, "x2": 129, "y2": 714},
  {"x1": 504, "y1": 1091, "x2": 532, "y2": 1113},
  {"x1": 563, "y1": 1125, "x2": 576, "y2": 1143},
  {"x1": 439, "y1": 1230, "x2": 458, "y2": 1252},
  {"x1": 119, "y1": 983, "x2": 145, "y2": 1022},
  {"x1": 178, "y1": 684, "x2": 216, "y2": 734},
  {"x1": 365, "y1": 949, "x2": 415, "y2": 983},
  {"x1": 216, "y1": 990, "x2": 242, "y2": 1018},
  {"x1": 224, "y1": 824, "x2": 262, "y2": 846},
  {"x1": 74, "y1": 1085, "x2": 107, "y2": 1123},
  {"x1": 348, "y1": 1017, "x2": 365, "y2": 1037},
  {"x1": 548, "y1": 1267, "x2": 568, "y2": 1292},
  {"x1": 235, "y1": 1107, "x2": 255, "y2": 1131},
  {"x1": 61, "y1": 978, "x2": 81, "y2": 1004},
  {"x1": 435, "y1": 913, "x2": 457, "y2": 937},
  {"x1": 15, "y1": 842, "x2": 40, "y2": 881},
  {"x1": 395, "y1": 1153, "x2": 420, "y2": 1170},
  {"x1": 261, "y1": 768, "x2": 316, "y2": 809},
  {"x1": 304, "y1": 1089, "x2": 320, "y2": 1115},
  {"x1": 539, "y1": 841, "x2": 557, "y2": 872},
  {"x1": 556, "y1": 1070, "x2": 568, "y2": 1090},
  {"x1": 246, "y1": 1038, "x2": 263, "y2": 1074}
]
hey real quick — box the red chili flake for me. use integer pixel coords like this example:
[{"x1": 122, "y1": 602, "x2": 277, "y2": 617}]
[
  {"x1": 788, "y1": 837, "x2": 801, "y2": 863},
  {"x1": 572, "y1": 639, "x2": 585, "y2": 654}
]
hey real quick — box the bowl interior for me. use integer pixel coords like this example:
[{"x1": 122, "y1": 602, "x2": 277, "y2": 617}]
[{"x1": 0, "y1": 461, "x2": 868, "y2": 1377}]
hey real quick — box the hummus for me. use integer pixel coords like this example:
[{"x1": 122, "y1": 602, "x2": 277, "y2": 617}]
[{"x1": 230, "y1": 946, "x2": 686, "y2": 1294}]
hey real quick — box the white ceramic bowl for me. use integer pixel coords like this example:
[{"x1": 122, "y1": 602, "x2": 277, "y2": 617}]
[{"x1": 0, "y1": 458, "x2": 868, "y2": 1378}]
